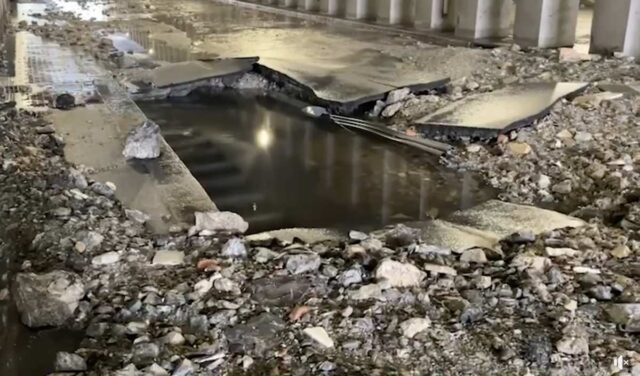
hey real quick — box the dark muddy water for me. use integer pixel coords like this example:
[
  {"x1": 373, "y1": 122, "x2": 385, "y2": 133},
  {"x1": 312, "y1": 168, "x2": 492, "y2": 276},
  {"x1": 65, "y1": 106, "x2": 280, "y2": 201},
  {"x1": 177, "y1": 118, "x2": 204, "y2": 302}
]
[{"x1": 139, "y1": 93, "x2": 496, "y2": 234}]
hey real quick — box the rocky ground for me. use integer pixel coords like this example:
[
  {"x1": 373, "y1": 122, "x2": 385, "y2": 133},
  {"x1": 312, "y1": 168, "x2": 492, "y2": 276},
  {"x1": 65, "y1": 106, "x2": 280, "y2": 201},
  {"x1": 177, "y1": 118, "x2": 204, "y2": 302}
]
[{"x1": 3, "y1": 0, "x2": 640, "y2": 375}]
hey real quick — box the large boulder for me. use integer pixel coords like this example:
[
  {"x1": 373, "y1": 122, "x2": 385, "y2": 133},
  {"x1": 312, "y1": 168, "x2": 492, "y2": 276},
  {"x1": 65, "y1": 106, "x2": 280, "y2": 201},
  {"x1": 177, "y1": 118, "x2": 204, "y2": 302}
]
[{"x1": 13, "y1": 270, "x2": 85, "y2": 328}]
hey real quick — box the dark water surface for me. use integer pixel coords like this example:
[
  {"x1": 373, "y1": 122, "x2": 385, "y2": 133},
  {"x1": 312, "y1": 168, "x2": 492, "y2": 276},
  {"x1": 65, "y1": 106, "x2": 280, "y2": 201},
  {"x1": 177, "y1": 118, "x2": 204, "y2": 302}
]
[{"x1": 139, "y1": 93, "x2": 496, "y2": 234}]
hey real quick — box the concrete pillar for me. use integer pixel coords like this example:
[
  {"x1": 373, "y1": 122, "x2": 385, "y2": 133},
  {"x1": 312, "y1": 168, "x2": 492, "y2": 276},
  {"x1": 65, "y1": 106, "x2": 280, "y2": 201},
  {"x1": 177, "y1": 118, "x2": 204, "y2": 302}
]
[
  {"x1": 322, "y1": 0, "x2": 347, "y2": 16},
  {"x1": 455, "y1": 0, "x2": 515, "y2": 40},
  {"x1": 443, "y1": 0, "x2": 458, "y2": 31},
  {"x1": 346, "y1": 0, "x2": 377, "y2": 20},
  {"x1": 623, "y1": 0, "x2": 640, "y2": 57},
  {"x1": 590, "y1": 0, "x2": 631, "y2": 54},
  {"x1": 283, "y1": 0, "x2": 297, "y2": 7},
  {"x1": 415, "y1": 0, "x2": 446, "y2": 29},
  {"x1": 513, "y1": 0, "x2": 580, "y2": 48},
  {"x1": 377, "y1": 0, "x2": 416, "y2": 25},
  {"x1": 305, "y1": 0, "x2": 321, "y2": 11}
]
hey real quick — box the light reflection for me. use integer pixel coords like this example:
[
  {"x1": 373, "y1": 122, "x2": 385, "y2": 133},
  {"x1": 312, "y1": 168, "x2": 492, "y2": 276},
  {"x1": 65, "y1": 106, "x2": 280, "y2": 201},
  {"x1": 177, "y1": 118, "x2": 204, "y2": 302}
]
[
  {"x1": 256, "y1": 128, "x2": 273, "y2": 149},
  {"x1": 148, "y1": 48, "x2": 155, "y2": 55}
]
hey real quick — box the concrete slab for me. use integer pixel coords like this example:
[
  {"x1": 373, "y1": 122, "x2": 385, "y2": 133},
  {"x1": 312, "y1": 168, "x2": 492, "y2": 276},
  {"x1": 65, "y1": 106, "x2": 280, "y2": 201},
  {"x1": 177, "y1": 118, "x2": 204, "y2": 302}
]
[
  {"x1": 149, "y1": 58, "x2": 258, "y2": 88},
  {"x1": 411, "y1": 200, "x2": 585, "y2": 252},
  {"x1": 246, "y1": 228, "x2": 343, "y2": 244},
  {"x1": 50, "y1": 102, "x2": 216, "y2": 234},
  {"x1": 445, "y1": 200, "x2": 586, "y2": 239},
  {"x1": 414, "y1": 82, "x2": 588, "y2": 137},
  {"x1": 123, "y1": 2, "x2": 490, "y2": 112}
]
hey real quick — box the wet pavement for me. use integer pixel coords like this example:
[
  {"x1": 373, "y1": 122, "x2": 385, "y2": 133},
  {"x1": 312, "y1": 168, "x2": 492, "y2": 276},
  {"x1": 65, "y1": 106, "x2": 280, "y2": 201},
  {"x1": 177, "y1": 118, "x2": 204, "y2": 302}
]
[
  {"x1": 121, "y1": 0, "x2": 488, "y2": 110},
  {"x1": 139, "y1": 93, "x2": 496, "y2": 234}
]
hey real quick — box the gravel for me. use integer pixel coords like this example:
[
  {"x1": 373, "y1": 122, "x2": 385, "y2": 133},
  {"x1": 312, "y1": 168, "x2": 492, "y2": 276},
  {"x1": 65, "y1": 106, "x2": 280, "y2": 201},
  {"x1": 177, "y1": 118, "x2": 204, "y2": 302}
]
[{"x1": 3, "y1": 2, "x2": 640, "y2": 375}]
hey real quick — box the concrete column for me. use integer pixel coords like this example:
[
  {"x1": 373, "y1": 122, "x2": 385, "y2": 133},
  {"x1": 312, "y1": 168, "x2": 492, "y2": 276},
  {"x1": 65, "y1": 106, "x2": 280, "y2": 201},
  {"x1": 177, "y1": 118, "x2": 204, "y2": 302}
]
[
  {"x1": 443, "y1": 0, "x2": 458, "y2": 31},
  {"x1": 377, "y1": 0, "x2": 417, "y2": 25},
  {"x1": 283, "y1": 0, "x2": 297, "y2": 7},
  {"x1": 513, "y1": 0, "x2": 580, "y2": 48},
  {"x1": 623, "y1": 0, "x2": 640, "y2": 57},
  {"x1": 322, "y1": 0, "x2": 347, "y2": 16},
  {"x1": 415, "y1": 0, "x2": 446, "y2": 29},
  {"x1": 590, "y1": 0, "x2": 631, "y2": 54},
  {"x1": 455, "y1": 0, "x2": 515, "y2": 40},
  {"x1": 304, "y1": 0, "x2": 321, "y2": 11},
  {"x1": 346, "y1": 0, "x2": 377, "y2": 20}
]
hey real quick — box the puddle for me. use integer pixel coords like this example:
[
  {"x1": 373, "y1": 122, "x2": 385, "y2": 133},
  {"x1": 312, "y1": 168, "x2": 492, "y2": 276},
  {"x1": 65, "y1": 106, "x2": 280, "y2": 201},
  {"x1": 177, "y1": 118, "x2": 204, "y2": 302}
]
[{"x1": 139, "y1": 93, "x2": 496, "y2": 233}]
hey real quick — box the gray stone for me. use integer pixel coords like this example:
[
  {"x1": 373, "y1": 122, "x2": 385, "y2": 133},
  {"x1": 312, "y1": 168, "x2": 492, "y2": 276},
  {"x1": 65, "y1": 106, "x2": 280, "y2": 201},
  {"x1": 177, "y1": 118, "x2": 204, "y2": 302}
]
[
  {"x1": 162, "y1": 332, "x2": 185, "y2": 346},
  {"x1": 348, "y1": 284, "x2": 384, "y2": 301},
  {"x1": 126, "y1": 209, "x2": 150, "y2": 224},
  {"x1": 91, "y1": 182, "x2": 116, "y2": 197},
  {"x1": 286, "y1": 253, "x2": 321, "y2": 275},
  {"x1": 132, "y1": 342, "x2": 160, "y2": 366},
  {"x1": 77, "y1": 231, "x2": 104, "y2": 252},
  {"x1": 381, "y1": 102, "x2": 403, "y2": 118},
  {"x1": 123, "y1": 119, "x2": 161, "y2": 160},
  {"x1": 589, "y1": 285, "x2": 613, "y2": 301},
  {"x1": 574, "y1": 131, "x2": 593, "y2": 142},
  {"x1": 214, "y1": 278, "x2": 239, "y2": 293},
  {"x1": 226, "y1": 313, "x2": 286, "y2": 355},
  {"x1": 191, "y1": 211, "x2": 249, "y2": 235},
  {"x1": 172, "y1": 359, "x2": 194, "y2": 376},
  {"x1": 221, "y1": 238, "x2": 247, "y2": 258},
  {"x1": 55, "y1": 352, "x2": 87, "y2": 372},
  {"x1": 604, "y1": 304, "x2": 640, "y2": 331},
  {"x1": 386, "y1": 87, "x2": 411, "y2": 104},
  {"x1": 423, "y1": 263, "x2": 457, "y2": 276},
  {"x1": 375, "y1": 259, "x2": 424, "y2": 287},
  {"x1": 337, "y1": 269, "x2": 363, "y2": 287},
  {"x1": 92, "y1": 251, "x2": 120, "y2": 266},
  {"x1": 349, "y1": 231, "x2": 368, "y2": 241},
  {"x1": 460, "y1": 248, "x2": 488, "y2": 264},
  {"x1": 552, "y1": 180, "x2": 573, "y2": 194},
  {"x1": 250, "y1": 275, "x2": 327, "y2": 306},
  {"x1": 556, "y1": 335, "x2": 589, "y2": 355},
  {"x1": 253, "y1": 247, "x2": 279, "y2": 263},
  {"x1": 13, "y1": 271, "x2": 85, "y2": 328},
  {"x1": 399, "y1": 318, "x2": 431, "y2": 338},
  {"x1": 152, "y1": 250, "x2": 185, "y2": 266}
]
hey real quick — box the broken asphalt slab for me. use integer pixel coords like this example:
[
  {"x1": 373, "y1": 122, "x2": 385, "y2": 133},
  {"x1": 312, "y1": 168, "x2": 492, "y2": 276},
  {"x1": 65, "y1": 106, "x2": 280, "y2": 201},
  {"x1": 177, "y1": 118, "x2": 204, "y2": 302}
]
[
  {"x1": 408, "y1": 200, "x2": 585, "y2": 253},
  {"x1": 126, "y1": 57, "x2": 259, "y2": 91},
  {"x1": 414, "y1": 82, "x2": 589, "y2": 137}
]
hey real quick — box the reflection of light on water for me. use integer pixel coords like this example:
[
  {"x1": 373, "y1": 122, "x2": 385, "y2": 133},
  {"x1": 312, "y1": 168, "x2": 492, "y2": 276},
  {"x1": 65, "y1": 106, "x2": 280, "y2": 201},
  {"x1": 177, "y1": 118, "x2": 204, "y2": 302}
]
[{"x1": 256, "y1": 128, "x2": 273, "y2": 149}]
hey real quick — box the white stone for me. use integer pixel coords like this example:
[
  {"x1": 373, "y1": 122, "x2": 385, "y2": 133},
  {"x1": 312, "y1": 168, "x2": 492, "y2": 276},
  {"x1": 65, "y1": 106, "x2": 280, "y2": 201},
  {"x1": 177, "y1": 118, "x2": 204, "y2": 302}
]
[
  {"x1": 91, "y1": 251, "x2": 120, "y2": 266},
  {"x1": 303, "y1": 327, "x2": 334, "y2": 348},
  {"x1": 194, "y1": 278, "x2": 213, "y2": 297},
  {"x1": 221, "y1": 238, "x2": 248, "y2": 258},
  {"x1": 538, "y1": 174, "x2": 551, "y2": 189},
  {"x1": 152, "y1": 250, "x2": 184, "y2": 266},
  {"x1": 348, "y1": 284, "x2": 385, "y2": 301},
  {"x1": 399, "y1": 317, "x2": 431, "y2": 338},
  {"x1": 573, "y1": 266, "x2": 601, "y2": 274},
  {"x1": 375, "y1": 259, "x2": 424, "y2": 287},
  {"x1": 385, "y1": 87, "x2": 411, "y2": 104},
  {"x1": 190, "y1": 211, "x2": 249, "y2": 235},
  {"x1": 544, "y1": 247, "x2": 580, "y2": 257},
  {"x1": 459, "y1": 248, "x2": 487, "y2": 264},
  {"x1": 162, "y1": 332, "x2": 185, "y2": 346},
  {"x1": 13, "y1": 271, "x2": 85, "y2": 328},
  {"x1": 423, "y1": 263, "x2": 457, "y2": 276},
  {"x1": 510, "y1": 255, "x2": 550, "y2": 272}
]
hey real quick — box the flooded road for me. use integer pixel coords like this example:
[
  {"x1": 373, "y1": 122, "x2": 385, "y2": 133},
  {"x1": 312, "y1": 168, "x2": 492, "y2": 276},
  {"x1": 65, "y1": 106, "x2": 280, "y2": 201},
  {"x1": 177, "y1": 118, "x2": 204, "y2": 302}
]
[{"x1": 139, "y1": 93, "x2": 496, "y2": 233}]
